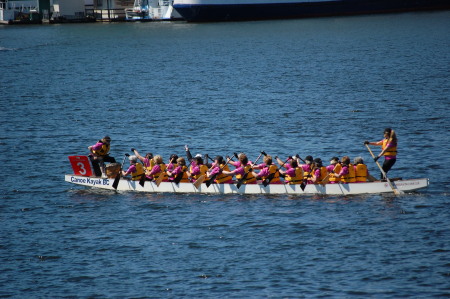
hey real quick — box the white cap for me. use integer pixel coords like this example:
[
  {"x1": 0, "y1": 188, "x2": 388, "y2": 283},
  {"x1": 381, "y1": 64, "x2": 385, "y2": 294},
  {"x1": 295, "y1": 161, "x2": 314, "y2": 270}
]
[{"x1": 194, "y1": 154, "x2": 203, "y2": 158}]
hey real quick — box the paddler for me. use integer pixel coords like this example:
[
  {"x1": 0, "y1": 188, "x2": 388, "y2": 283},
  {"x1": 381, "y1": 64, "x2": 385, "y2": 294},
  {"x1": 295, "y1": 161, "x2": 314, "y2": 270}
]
[
  {"x1": 278, "y1": 157, "x2": 304, "y2": 185},
  {"x1": 207, "y1": 156, "x2": 233, "y2": 184},
  {"x1": 222, "y1": 153, "x2": 257, "y2": 184},
  {"x1": 131, "y1": 148, "x2": 154, "y2": 174},
  {"x1": 331, "y1": 156, "x2": 355, "y2": 183},
  {"x1": 353, "y1": 157, "x2": 374, "y2": 183},
  {"x1": 187, "y1": 155, "x2": 209, "y2": 182},
  {"x1": 295, "y1": 155, "x2": 314, "y2": 184},
  {"x1": 121, "y1": 155, "x2": 144, "y2": 181},
  {"x1": 326, "y1": 157, "x2": 341, "y2": 184},
  {"x1": 88, "y1": 135, "x2": 116, "y2": 177},
  {"x1": 252, "y1": 155, "x2": 281, "y2": 184},
  {"x1": 310, "y1": 158, "x2": 328, "y2": 184},
  {"x1": 143, "y1": 155, "x2": 168, "y2": 182},
  {"x1": 364, "y1": 128, "x2": 398, "y2": 179},
  {"x1": 167, "y1": 157, "x2": 189, "y2": 183},
  {"x1": 166, "y1": 154, "x2": 178, "y2": 172}
]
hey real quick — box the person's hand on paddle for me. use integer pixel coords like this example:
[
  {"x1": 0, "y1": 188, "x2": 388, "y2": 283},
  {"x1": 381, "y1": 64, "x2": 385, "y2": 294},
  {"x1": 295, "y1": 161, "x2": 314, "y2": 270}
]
[
  {"x1": 364, "y1": 141, "x2": 369, "y2": 145},
  {"x1": 131, "y1": 148, "x2": 135, "y2": 152},
  {"x1": 185, "y1": 145, "x2": 189, "y2": 151},
  {"x1": 374, "y1": 156, "x2": 379, "y2": 162}
]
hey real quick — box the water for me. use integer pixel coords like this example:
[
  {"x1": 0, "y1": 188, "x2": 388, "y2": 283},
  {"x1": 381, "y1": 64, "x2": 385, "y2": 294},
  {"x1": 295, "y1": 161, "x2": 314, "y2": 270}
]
[{"x1": 1, "y1": 11, "x2": 450, "y2": 297}]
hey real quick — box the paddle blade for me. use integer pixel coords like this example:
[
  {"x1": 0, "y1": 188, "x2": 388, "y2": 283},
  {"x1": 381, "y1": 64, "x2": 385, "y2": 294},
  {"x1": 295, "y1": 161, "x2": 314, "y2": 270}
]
[
  {"x1": 206, "y1": 174, "x2": 217, "y2": 188},
  {"x1": 193, "y1": 175, "x2": 205, "y2": 189},
  {"x1": 173, "y1": 172, "x2": 184, "y2": 185},
  {"x1": 155, "y1": 173, "x2": 165, "y2": 187},
  {"x1": 321, "y1": 175, "x2": 330, "y2": 186},
  {"x1": 300, "y1": 181, "x2": 306, "y2": 191},
  {"x1": 262, "y1": 173, "x2": 274, "y2": 187},
  {"x1": 139, "y1": 173, "x2": 146, "y2": 187},
  {"x1": 236, "y1": 180, "x2": 243, "y2": 189},
  {"x1": 236, "y1": 172, "x2": 249, "y2": 189},
  {"x1": 112, "y1": 173, "x2": 121, "y2": 190}
]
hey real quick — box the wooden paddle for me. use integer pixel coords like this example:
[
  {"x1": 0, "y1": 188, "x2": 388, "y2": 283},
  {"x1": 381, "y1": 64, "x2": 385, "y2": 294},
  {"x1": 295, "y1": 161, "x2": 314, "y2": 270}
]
[
  {"x1": 236, "y1": 151, "x2": 266, "y2": 189},
  {"x1": 155, "y1": 170, "x2": 165, "y2": 187},
  {"x1": 365, "y1": 144, "x2": 403, "y2": 195},
  {"x1": 112, "y1": 154, "x2": 128, "y2": 190},
  {"x1": 263, "y1": 156, "x2": 290, "y2": 187},
  {"x1": 320, "y1": 164, "x2": 339, "y2": 186},
  {"x1": 193, "y1": 175, "x2": 205, "y2": 189},
  {"x1": 205, "y1": 155, "x2": 235, "y2": 188}
]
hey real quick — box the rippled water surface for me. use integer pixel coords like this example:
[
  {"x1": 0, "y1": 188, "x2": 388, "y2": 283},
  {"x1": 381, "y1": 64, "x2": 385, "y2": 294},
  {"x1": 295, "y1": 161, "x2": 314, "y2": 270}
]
[{"x1": 1, "y1": 11, "x2": 449, "y2": 298}]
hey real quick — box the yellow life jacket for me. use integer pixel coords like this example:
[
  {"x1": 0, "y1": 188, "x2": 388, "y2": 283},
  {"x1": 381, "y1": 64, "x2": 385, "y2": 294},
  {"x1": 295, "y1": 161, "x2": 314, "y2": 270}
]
[
  {"x1": 215, "y1": 165, "x2": 232, "y2": 183},
  {"x1": 131, "y1": 163, "x2": 144, "y2": 181},
  {"x1": 328, "y1": 164, "x2": 342, "y2": 183},
  {"x1": 93, "y1": 142, "x2": 110, "y2": 156},
  {"x1": 341, "y1": 164, "x2": 356, "y2": 183},
  {"x1": 382, "y1": 139, "x2": 397, "y2": 156},
  {"x1": 355, "y1": 164, "x2": 368, "y2": 182},
  {"x1": 190, "y1": 164, "x2": 209, "y2": 180},
  {"x1": 145, "y1": 159, "x2": 155, "y2": 172},
  {"x1": 266, "y1": 164, "x2": 280, "y2": 183},
  {"x1": 235, "y1": 165, "x2": 256, "y2": 184},
  {"x1": 315, "y1": 166, "x2": 328, "y2": 184},
  {"x1": 153, "y1": 163, "x2": 168, "y2": 181},
  {"x1": 285, "y1": 167, "x2": 304, "y2": 184},
  {"x1": 303, "y1": 165, "x2": 312, "y2": 180},
  {"x1": 175, "y1": 165, "x2": 190, "y2": 183}
]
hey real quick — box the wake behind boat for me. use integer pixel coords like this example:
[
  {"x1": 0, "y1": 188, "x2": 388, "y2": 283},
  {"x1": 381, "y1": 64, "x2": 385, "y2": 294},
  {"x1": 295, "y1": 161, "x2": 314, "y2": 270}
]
[{"x1": 65, "y1": 174, "x2": 429, "y2": 195}]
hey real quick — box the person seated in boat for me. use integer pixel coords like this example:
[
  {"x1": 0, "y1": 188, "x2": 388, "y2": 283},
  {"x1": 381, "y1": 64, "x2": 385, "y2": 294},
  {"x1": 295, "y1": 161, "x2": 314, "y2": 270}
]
[
  {"x1": 121, "y1": 155, "x2": 144, "y2": 181},
  {"x1": 294, "y1": 155, "x2": 314, "y2": 183},
  {"x1": 88, "y1": 136, "x2": 116, "y2": 177},
  {"x1": 144, "y1": 155, "x2": 168, "y2": 182},
  {"x1": 326, "y1": 157, "x2": 341, "y2": 184},
  {"x1": 279, "y1": 158, "x2": 304, "y2": 185},
  {"x1": 353, "y1": 157, "x2": 376, "y2": 183},
  {"x1": 331, "y1": 156, "x2": 355, "y2": 183},
  {"x1": 207, "y1": 156, "x2": 233, "y2": 184},
  {"x1": 252, "y1": 155, "x2": 282, "y2": 184},
  {"x1": 222, "y1": 153, "x2": 257, "y2": 184},
  {"x1": 166, "y1": 154, "x2": 178, "y2": 172},
  {"x1": 167, "y1": 157, "x2": 189, "y2": 183},
  {"x1": 188, "y1": 155, "x2": 209, "y2": 182},
  {"x1": 364, "y1": 128, "x2": 398, "y2": 179},
  {"x1": 131, "y1": 148, "x2": 154, "y2": 174},
  {"x1": 310, "y1": 158, "x2": 328, "y2": 184}
]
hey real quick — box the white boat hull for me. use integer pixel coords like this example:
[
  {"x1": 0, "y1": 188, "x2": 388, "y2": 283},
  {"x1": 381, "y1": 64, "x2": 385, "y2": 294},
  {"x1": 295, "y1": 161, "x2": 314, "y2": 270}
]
[{"x1": 65, "y1": 174, "x2": 429, "y2": 195}]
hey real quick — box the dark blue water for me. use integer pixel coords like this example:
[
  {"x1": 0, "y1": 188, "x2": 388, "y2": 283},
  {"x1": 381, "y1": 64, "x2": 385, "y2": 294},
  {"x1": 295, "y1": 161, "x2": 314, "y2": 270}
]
[{"x1": 1, "y1": 12, "x2": 449, "y2": 298}]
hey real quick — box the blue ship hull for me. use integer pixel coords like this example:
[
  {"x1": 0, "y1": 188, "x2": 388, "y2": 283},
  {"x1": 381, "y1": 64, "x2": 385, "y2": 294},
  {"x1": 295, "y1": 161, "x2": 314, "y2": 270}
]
[{"x1": 173, "y1": 0, "x2": 450, "y2": 22}]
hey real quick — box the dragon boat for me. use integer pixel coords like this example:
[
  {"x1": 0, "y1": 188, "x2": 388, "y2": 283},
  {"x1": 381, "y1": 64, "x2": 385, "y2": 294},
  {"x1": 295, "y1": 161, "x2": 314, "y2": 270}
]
[
  {"x1": 65, "y1": 174, "x2": 428, "y2": 195},
  {"x1": 66, "y1": 155, "x2": 428, "y2": 195}
]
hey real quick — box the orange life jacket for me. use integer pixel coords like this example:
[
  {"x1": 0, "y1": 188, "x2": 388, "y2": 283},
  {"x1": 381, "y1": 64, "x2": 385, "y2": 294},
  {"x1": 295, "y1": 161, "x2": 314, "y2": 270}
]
[{"x1": 382, "y1": 139, "x2": 397, "y2": 156}]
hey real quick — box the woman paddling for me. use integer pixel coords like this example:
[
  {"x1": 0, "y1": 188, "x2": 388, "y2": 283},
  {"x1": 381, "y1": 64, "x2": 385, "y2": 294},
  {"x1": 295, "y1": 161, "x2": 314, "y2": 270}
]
[
  {"x1": 207, "y1": 156, "x2": 233, "y2": 184},
  {"x1": 222, "y1": 153, "x2": 257, "y2": 184},
  {"x1": 365, "y1": 128, "x2": 398, "y2": 179},
  {"x1": 252, "y1": 155, "x2": 281, "y2": 184},
  {"x1": 167, "y1": 157, "x2": 189, "y2": 183}
]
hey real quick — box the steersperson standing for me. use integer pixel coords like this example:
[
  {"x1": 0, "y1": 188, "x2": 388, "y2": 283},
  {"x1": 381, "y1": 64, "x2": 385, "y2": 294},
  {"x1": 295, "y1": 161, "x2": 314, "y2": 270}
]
[
  {"x1": 88, "y1": 135, "x2": 116, "y2": 177},
  {"x1": 365, "y1": 128, "x2": 398, "y2": 179}
]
